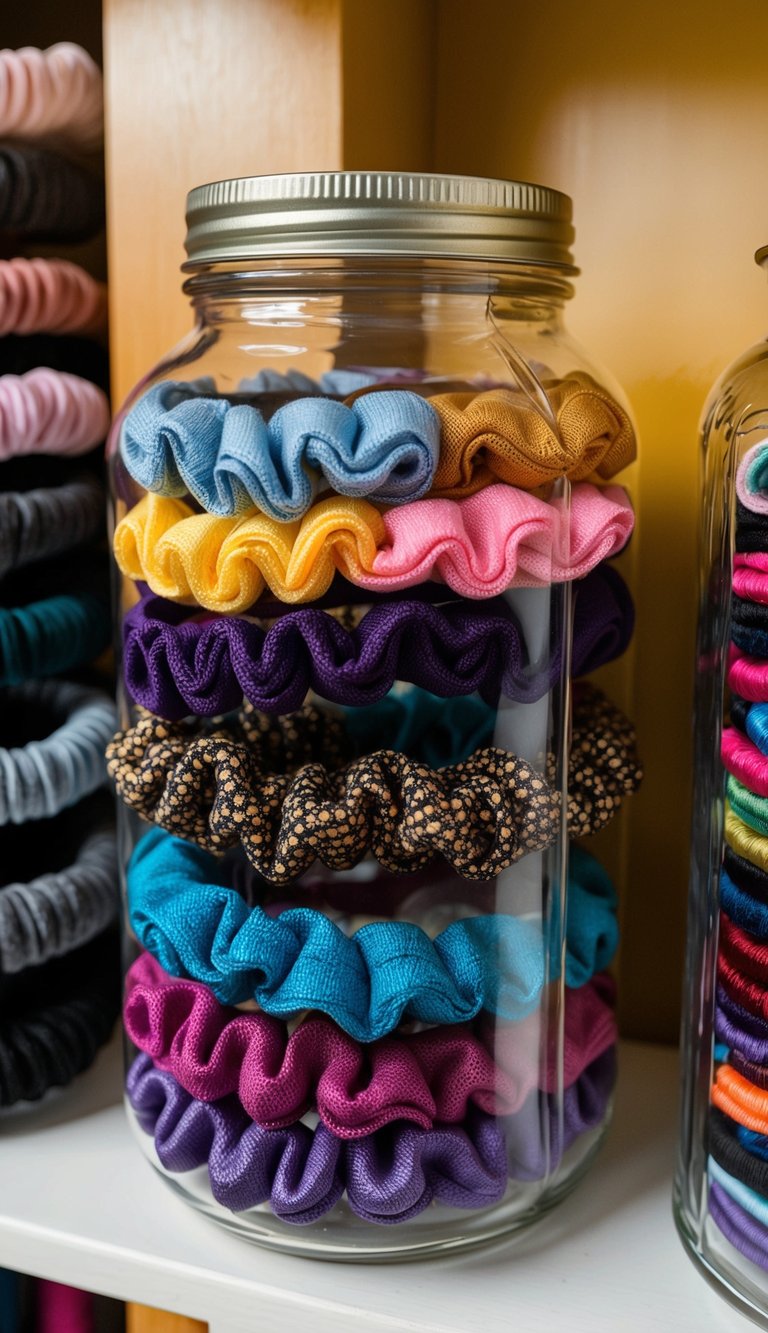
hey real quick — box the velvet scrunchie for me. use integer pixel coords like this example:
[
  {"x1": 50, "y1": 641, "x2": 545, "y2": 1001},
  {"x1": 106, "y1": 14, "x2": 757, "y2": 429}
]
[
  {"x1": 126, "y1": 830, "x2": 617, "y2": 1038},
  {"x1": 0, "y1": 679, "x2": 115, "y2": 824},
  {"x1": 120, "y1": 384, "x2": 441, "y2": 519},
  {"x1": 121, "y1": 562, "x2": 634, "y2": 720},
  {"x1": 0, "y1": 258, "x2": 107, "y2": 338},
  {"x1": 125, "y1": 1046, "x2": 615, "y2": 1224},
  {"x1": 0, "y1": 43, "x2": 103, "y2": 150},
  {"x1": 0, "y1": 144, "x2": 104, "y2": 241},
  {"x1": 0, "y1": 368, "x2": 109, "y2": 460},
  {"x1": 0, "y1": 474, "x2": 105, "y2": 579},
  {"x1": 123, "y1": 951, "x2": 618, "y2": 1138},
  {"x1": 107, "y1": 686, "x2": 641, "y2": 881},
  {"x1": 0, "y1": 931, "x2": 119, "y2": 1106},
  {"x1": 112, "y1": 482, "x2": 634, "y2": 612}
]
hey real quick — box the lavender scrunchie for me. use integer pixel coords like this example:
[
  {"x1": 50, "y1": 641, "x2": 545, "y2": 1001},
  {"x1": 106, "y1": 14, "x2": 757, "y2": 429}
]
[
  {"x1": 119, "y1": 382, "x2": 441, "y2": 520},
  {"x1": 122, "y1": 562, "x2": 634, "y2": 720},
  {"x1": 126, "y1": 1046, "x2": 615, "y2": 1225}
]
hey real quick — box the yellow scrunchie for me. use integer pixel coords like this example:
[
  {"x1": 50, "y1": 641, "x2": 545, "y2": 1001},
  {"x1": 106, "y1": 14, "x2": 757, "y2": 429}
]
[
  {"x1": 426, "y1": 371, "x2": 636, "y2": 497},
  {"x1": 113, "y1": 492, "x2": 385, "y2": 612},
  {"x1": 725, "y1": 802, "x2": 768, "y2": 873}
]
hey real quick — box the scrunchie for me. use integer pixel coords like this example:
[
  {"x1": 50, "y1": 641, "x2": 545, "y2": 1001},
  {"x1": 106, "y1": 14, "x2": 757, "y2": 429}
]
[
  {"x1": 0, "y1": 144, "x2": 104, "y2": 240},
  {"x1": 0, "y1": 932, "x2": 119, "y2": 1106},
  {"x1": 0, "y1": 592, "x2": 110, "y2": 685},
  {"x1": 0, "y1": 259, "x2": 107, "y2": 337},
  {"x1": 0, "y1": 368, "x2": 109, "y2": 460},
  {"x1": 736, "y1": 442, "x2": 768, "y2": 516},
  {"x1": 0, "y1": 799, "x2": 116, "y2": 974},
  {"x1": 733, "y1": 552, "x2": 768, "y2": 606},
  {"x1": 0, "y1": 44, "x2": 102, "y2": 149},
  {"x1": 121, "y1": 562, "x2": 634, "y2": 720},
  {"x1": 107, "y1": 686, "x2": 641, "y2": 880},
  {"x1": 729, "y1": 646, "x2": 768, "y2": 704},
  {"x1": 125, "y1": 1047, "x2": 615, "y2": 1224},
  {"x1": 120, "y1": 385, "x2": 440, "y2": 519},
  {"x1": 126, "y1": 830, "x2": 617, "y2": 1036},
  {"x1": 112, "y1": 482, "x2": 634, "y2": 612},
  {"x1": 0, "y1": 474, "x2": 105, "y2": 578},
  {"x1": 424, "y1": 371, "x2": 635, "y2": 496},
  {"x1": 123, "y1": 952, "x2": 617, "y2": 1137},
  {"x1": 0, "y1": 679, "x2": 115, "y2": 824}
]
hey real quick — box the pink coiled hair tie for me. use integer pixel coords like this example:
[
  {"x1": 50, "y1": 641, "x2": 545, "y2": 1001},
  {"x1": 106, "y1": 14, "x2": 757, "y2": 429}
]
[
  {"x1": 0, "y1": 44, "x2": 102, "y2": 150},
  {"x1": 0, "y1": 259, "x2": 107, "y2": 337},
  {"x1": 734, "y1": 553, "x2": 768, "y2": 606},
  {"x1": 0, "y1": 368, "x2": 109, "y2": 460},
  {"x1": 729, "y1": 645, "x2": 768, "y2": 703}
]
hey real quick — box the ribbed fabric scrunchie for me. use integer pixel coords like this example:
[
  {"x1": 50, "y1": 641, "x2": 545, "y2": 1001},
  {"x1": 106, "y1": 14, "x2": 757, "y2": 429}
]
[
  {"x1": 0, "y1": 44, "x2": 102, "y2": 149},
  {"x1": 0, "y1": 259, "x2": 107, "y2": 337},
  {"x1": 0, "y1": 679, "x2": 115, "y2": 824},
  {"x1": 0, "y1": 368, "x2": 109, "y2": 459},
  {"x1": 0, "y1": 144, "x2": 104, "y2": 240},
  {"x1": 120, "y1": 384, "x2": 441, "y2": 518},
  {"x1": 0, "y1": 473, "x2": 105, "y2": 577}
]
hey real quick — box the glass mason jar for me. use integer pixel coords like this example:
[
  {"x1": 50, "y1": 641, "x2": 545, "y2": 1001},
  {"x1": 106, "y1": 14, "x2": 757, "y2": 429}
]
[
  {"x1": 677, "y1": 246, "x2": 768, "y2": 1320},
  {"x1": 107, "y1": 171, "x2": 641, "y2": 1260}
]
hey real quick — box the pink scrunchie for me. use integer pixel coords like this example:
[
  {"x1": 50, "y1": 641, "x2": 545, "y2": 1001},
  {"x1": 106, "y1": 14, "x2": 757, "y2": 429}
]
[
  {"x1": 0, "y1": 368, "x2": 109, "y2": 460},
  {"x1": 737, "y1": 443, "x2": 768, "y2": 516},
  {"x1": 734, "y1": 553, "x2": 768, "y2": 605},
  {"x1": 722, "y1": 725, "x2": 768, "y2": 796},
  {"x1": 0, "y1": 44, "x2": 102, "y2": 150},
  {"x1": 729, "y1": 645, "x2": 768, "y2": 703},
  {"x1": 360, "y1": 481, "x2": 634, "y2": 596},
  {"x1": 0, "y1": 258, "x2": 107, "y2": 336},
  {"x1": 124, "y1": 952, "x2": 617, "y2": 1139}
]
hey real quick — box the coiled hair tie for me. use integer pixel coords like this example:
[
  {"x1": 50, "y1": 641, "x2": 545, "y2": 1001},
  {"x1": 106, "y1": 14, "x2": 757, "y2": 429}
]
[
  {"x1": 721, "y1": 862, "x2": 768, "y2": 938},
  {"x1": 0, "y1": 144, "x2": 104, "y2": 240},
  {"x1": 729, "y1": 696, "x2": 768, "y2": 757},
  {"x1": 0, "y1": 798, "x2": 116, "y2": 973},
  {"x1": 0, "y1": 259, "x2": 107, "y2": 337},
  {"x1": 125, "y1": 1047, "x2": 615, "y2": 1224},
  {"x1": 0, "y1": 44, "x2": 102, "y2": 149},
  {"x1": 0, "y1": 932, "x2": 119, "y2": 1106},
  {"x1": 716, "y1": 983, "x2": 768, "y2": 1063},
  {"x1": 127, "y1": 830, "x2": 617, "y2": 1036},
  {"x1": 120, "y1": 384, "x2": 441, "y2": 518},
  {"x1": 736, "y1": 501, "x2": 768, "y2": 554},
  {"x1": 737, "y1": 442, "x2": 768, "y2": 516},
  {"x1": 0, "y1": 474, "x2": 105, "y2": 578},
  {"x1": 0, "y1": 679, "x2": 115, "y2": 824},
  {"x1": 728, "y1": 646, "x2": 768, "y2": 704},
  {"x1": 730, "y1": 596, "x2": 768, "y2": 659},
  {"x1": 709, "y1": 1107, "x2": 768, "y2": 1199},
  {"x1": 122, "y1": 563, "x2": 634, "y2": 720},
  {"x1": 0, "y1": 368, "x2": 109, "y2": 460},
  {"x1": 725, "y1": 804, "x2": 768, "y2": 874},
  {"x1": 733, "y1": 553, "x2": 768, "y2": 605},
  {"x1": 708, "y1": 1159, "x2": 768, "y2": 1269},
  {"x1": 722, "y1": 728, "x2": 768, "y2": 798},
  {"x1": 720, "y1": 912, "x2": 768, "y2": 986},
  {"x1": 113, "y1": 482, "x2": 634, "y2": 612},
  {"x1": 124, "y1": 952, "x2": 617, "y2": 1137}
]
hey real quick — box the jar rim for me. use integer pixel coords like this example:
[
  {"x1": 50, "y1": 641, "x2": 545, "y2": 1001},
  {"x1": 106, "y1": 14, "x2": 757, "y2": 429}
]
[{"x1": 183, "y1": 170, "x2": 577, "y2": 272}]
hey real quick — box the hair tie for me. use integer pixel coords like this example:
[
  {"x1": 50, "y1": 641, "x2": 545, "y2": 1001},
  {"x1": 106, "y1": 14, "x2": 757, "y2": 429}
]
[
  {"x1": 122, "y1": 562, "x2": 634, "y2": 720},
  {"x1": 0, "y1": 592, "x2": 110, "y2": 685},
  {"x1": 736, "y1": 442, "x2": 768, "y2": 516},
  {"x1": 0, "y1": 679, "x2": 115, "y2": 824},
  {"x1": 712, "y1": 1065, "x2": 768, "y2": 1138},
  {"x1": 728, "y1": 646, "x2": 768, "y2": 704},
  {"x1": 0, "y1": 44, "x2": 102, "y2": 149},
  {"x1": 720, "y1": 913, "x2": 768, "y2": 986},
  {"x1": 123, "y1": 952, "x2": 617, "y2": 1137},
  {"x1": 0, "y1": 259, "x2": 107, "y2": 338},
  {"x1": 709, "y1": 1178, "x2": 768, "y2": 1270},
  {"x1": 0, "y1": 368, "x2": 109, "y2": 460},
  {"x1": 725, "y1": 805, "x2": 768, "y2": 874},
  {"x1": 113, "y1": 482, "x2": 634, "y2": 612},
  {"x1": 424, "y1": 371, "x2": 635, "y2": 496},
  {"x1": 0, "y1": 932, "x2": 119, "y2": 1106},
  {"x1": 709, "y1": 1107, "x2": 768, "y2": 1198},
  {"x1": 0, "y1": 144, "x2": 104, "y2": 240},
  {"x1": 721, "y1": 859, "x2": 768, "y2": 937},
  {"x1": 716, "y1": 983, "x2": 768, "y2": 1057},
  {"x1": 125, "y1": 1047, "x2": 615, "y2": 1224},
  {"x1": 729, "y1": 696, "x2": 768, "y2": 758},
  {"x1": 726, "y1": 776, "x2": 768, "y2": 839},
  {"x1": 0, "y1": 474, "x2": 105, "y2": 578},
  {"x1": 126, "y1": 829, "x2": 617, "y2": 1036},
  {"x1": 120, "y1": 385, "x2": 440, "y2": 519},
  {"x1": 730, "y1": 607, "x2": 768, "y2": 661},
  {"x1": 719, "y1": 952, "x2": 768, "y2": 1024},
  {"x1": 108, "y1": 687, "x2": 640, "y2": 881},
  {"x1": 710, "y1": 1157, "x2": 768, "y2": 1230},
  {"x1": 736, "y1": 500, "x2": 768, "y2": 554},
  {"x1": 0, "y1": 799, "x2": 116, "y2": 974},
  {"x1": 734, "y1": 552, "x2": 768, "y2": 606}
]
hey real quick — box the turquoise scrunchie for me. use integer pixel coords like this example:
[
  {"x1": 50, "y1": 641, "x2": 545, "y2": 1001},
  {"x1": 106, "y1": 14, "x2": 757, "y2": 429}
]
[
  {"x1": 127, "y1": 829, "x2": 618, "y2": 1041},
  {"x1": 0, "y1": 592, "x2": 110, "y2": 685},
  {"x1": 343, "y1": 688, "x2": 493, "y2": 769},
  {"x1": 120, "y1": 382, "x2": 440, "y2": 521}
]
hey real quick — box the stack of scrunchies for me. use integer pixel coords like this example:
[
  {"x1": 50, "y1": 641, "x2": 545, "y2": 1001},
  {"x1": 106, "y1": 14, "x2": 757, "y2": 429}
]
[
  {"x1": 0, "y1": 43, "x2": 119, "y2": 1109},
  {"x1": 111, "y1": 359, "x2": 641, "y2": 1226}
]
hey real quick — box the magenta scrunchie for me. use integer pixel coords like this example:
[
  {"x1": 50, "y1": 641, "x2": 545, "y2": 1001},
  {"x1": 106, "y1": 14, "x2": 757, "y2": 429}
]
[
  {"x1": 722, "y1": 725, "x2": 768, "y2": 796},
  {"x1": 0, "y1": 367, "x2": 109, "y2": 459},
  {"x1": 124, "y1": 952, "x2": 617, "y2": 1139},
  {"x1": 734, "y1": 553, "x2": 768, "y2": 606}
]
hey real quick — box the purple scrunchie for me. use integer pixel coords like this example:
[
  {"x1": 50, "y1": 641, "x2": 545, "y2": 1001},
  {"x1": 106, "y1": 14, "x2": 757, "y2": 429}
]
[
  {"x1": 126, "y1": 1046, "x2": 615, "y2": 1225},
  {"x1": 122, "y1": 563, "x2": 634, "y2": 720}
]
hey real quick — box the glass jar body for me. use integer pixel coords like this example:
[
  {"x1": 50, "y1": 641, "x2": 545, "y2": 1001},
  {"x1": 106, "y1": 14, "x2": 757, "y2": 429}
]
[{"x1": 109, "y1": 256, "x2": 638, "y2": 1259}]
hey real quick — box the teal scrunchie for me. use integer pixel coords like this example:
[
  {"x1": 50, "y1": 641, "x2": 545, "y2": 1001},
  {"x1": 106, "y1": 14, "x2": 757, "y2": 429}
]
[
  {"x1": 0, "y1": 592, "x2": 109, "y2": 685},
  {"x1": 127, "y1": 829, "x2": 618, "y2": 1041}
]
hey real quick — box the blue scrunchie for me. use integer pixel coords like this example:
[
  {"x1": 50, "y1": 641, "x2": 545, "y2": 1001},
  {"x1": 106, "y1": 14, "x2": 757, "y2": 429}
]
[
  {"x1": 119, "y1": 382, "x2": 440, "y2": 520},
  {"x1": 127, "y1": 830, "x2": 617, "y2": 1040},
  {"x1": 344, "y1": 689, "x2": 493, "y2": 769},
  {"x1": 721, "y1": 865, "x2": 768, "y2": 938}
]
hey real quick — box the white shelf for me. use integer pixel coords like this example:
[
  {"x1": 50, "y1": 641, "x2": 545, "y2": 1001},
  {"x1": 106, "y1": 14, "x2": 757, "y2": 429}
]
[{"x1": 0, "y1": 1039, "x2": 753, "y2": 1333}]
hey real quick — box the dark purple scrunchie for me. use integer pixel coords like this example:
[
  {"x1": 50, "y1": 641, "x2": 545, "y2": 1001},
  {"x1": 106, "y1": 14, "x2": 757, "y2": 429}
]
[
  {"x1": 126, "y1": 1046, "x2": 615, "y2": 1225},
  {"x1": 122, "y1": 563, "x2": 634, "y2": 720}
]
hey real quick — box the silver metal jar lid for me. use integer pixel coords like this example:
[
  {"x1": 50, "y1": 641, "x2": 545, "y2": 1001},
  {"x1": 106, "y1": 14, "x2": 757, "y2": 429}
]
[{"x1": 183, "y1": 171, "x2": 576, "y2": 269}]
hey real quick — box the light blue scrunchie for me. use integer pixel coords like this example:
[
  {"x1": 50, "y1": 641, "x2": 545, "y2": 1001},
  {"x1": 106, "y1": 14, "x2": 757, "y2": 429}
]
[
  {"x1": 127, "y1": 830, "x2": 617, "y2": 1041},
  {"x1": 119, "y1": 381, "x2": 441, "y2": 521}
]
